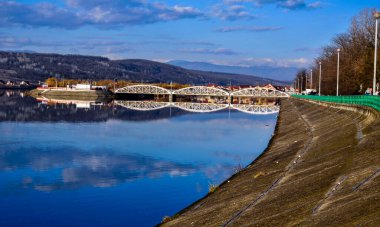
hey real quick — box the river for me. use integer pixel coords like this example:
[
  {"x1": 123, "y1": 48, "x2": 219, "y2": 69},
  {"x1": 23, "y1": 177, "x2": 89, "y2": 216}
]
[{"x1": 0, "y1": 91, "x2": 278, "y2": 226}]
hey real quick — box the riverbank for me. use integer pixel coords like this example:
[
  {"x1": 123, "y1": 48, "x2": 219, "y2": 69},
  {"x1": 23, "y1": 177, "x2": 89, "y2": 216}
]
[
  {"x1": 162, "y1": 98, "x2": 380, "y2": 226},
  {"x1": 27, "y1": 88, "x2": 112, "y2": 101}
]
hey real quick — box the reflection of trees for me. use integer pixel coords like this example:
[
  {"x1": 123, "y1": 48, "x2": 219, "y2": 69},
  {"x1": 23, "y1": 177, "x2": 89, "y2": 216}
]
[
  {"x1": 0, "y1": 94, "x2": 280, "y2": 122},
  {"x1": 0, "y1": 95, "x2": 191, "y2": 122},
  {"x1": 0, "y1": 146, "x2": 195, "y2": 192}
]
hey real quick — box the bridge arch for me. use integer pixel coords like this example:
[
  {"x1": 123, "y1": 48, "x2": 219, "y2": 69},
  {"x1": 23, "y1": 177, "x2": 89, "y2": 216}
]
[
  {"x1": 231, "y1": 87, "x2": 289, "y2": 98},
  {"x1": 115, "y1": 101, "x2": 170, "y2": 111},
  {"x1": 115, "y1": 85, "x2": 171, "y2": 95},
  {"x1": 173, "y1": 102, "x2": 229, "y2": 113},
  {"x1": 173, "y1": 86, "x2": 229, "y2": 96},
  {"x1": 232, "y1": 104, "x2": 280, "y2": 115}
]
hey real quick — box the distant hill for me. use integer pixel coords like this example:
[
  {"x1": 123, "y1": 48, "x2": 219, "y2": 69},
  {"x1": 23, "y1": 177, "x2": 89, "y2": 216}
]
[
  {"x1": 168, "y1": 60, "x2": 298, "y2": 82},
  {"x1": 0, "y1": 51, "x2": 289, "y2": 86}
]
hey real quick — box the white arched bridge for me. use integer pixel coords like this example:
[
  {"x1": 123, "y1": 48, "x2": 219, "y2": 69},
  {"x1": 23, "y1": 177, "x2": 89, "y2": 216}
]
[
  {"x1": 115, "y1": 85, "x2": 289, "y2": 98},
  {"x1": 115, "y1": 101, "x2": 280, "y2": 115}
]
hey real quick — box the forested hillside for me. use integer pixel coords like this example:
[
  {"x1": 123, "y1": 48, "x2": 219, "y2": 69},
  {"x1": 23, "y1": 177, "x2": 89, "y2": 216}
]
[{"x1": 0, "y1": 51, "x2": 288, "y2": 86}]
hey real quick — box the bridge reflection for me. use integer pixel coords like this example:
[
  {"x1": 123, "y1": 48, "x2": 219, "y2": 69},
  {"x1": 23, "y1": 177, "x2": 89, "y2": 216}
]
[{"x1": 115, "y1": 101, "x2": 279, "y2": 115}]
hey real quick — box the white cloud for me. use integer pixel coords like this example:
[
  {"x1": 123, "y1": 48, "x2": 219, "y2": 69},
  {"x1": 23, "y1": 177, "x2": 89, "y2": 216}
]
[
  {"x1": 223, "y1": 0, "x2": 322, "y2": 10},
  {"x1": 179, "y1": 48, "x2": 239, "y2": 55},
  {"x1": 216, "y1": 26, "x2": 283, "y2": 32},
  {"x1": 0, "y1": 0, "x2": 204, "y2": 29},
  {"x1": 207, "y1": 57, "x2": 310, "y2": 67},
  {"x1": 239, "y1": 57, "x2": 309, "y2": 67},
  {"x1": 212, "y1": 3, "x2": 256, "y2": 21},
  {"x1": 152, "y1": 58, "x2": 173, "y2": 63}
]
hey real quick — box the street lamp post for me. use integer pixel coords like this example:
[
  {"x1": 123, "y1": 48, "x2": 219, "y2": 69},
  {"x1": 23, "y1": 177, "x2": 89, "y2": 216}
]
[
  {"x1": 305, "y1": 74, "x2": 308, "y2": 90},
  {"x1": 298, "y1": 78, "x2": 300, "y2": 94},
  {"x1": 318, "y1": 62, "x2": 322, "y2": 96},
  {"x1": 301, "y1": 76, "x2": 303, "y2": 94},
  {"x1": 373, "y1": 12, "x2": 380, "y2": 95},
  {"x1": 310, "y1": 69, "x2": 313, "y2": 90},
  {"x1": 336, "y1": 48, "x2": 341, "y2": 96}
]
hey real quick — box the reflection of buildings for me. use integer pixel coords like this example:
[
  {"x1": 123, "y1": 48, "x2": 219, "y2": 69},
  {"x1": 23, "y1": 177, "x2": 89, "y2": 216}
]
[
  {"x1": 36, "y1": 97, "x2": 105, "y2": 109},
  {"x1": 0, "y1": 95, "x2": 187, "y2": 122},
  {"x1": 3, "y1": 90, "x2": 26, "y2": 97}
]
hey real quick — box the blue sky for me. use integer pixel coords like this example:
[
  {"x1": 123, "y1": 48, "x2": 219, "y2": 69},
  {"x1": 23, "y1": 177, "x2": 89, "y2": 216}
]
[{"x1": 0, "y1": 0, "x2": 379, "y2": 68}]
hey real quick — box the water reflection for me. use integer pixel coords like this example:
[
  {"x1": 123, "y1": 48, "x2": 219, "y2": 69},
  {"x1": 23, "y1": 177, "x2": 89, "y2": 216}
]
[
  {"x1": 0, "y1": 91, "x2": 188, "y2": 122},
  {"x1": 0, "y1": 90, "x2": 280, "y2": 122},
  {"x1": 116, "y1": 100, "x2": 280, "y2": 114},
  {"x1": 0, "y1": 145, "x2": 195, "y2": 193}
]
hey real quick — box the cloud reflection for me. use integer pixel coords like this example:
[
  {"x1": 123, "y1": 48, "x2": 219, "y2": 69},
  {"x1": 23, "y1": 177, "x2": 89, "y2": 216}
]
[{"x1": 0, "y1": 146, "x2": 195, "y2": 193}]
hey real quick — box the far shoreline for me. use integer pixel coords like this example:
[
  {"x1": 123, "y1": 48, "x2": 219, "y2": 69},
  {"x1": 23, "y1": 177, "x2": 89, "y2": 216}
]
[{"x1": 27, "y1": 88, "x2": 113, "y2": 101}]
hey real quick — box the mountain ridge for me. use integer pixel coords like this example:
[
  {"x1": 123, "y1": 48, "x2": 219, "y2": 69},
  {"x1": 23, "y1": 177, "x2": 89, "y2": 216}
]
[
  {"x1": 168, "y1": 60, "x2": 298, "y2": 82},
  {"x1": 0, "y1": 51, "x2": 290, "y2": 86}
]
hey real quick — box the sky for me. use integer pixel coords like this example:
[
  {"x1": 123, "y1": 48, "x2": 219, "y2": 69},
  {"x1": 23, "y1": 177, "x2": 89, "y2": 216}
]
[{"x1": 0, "y1": 0, "x2": 379, "y2": 68}]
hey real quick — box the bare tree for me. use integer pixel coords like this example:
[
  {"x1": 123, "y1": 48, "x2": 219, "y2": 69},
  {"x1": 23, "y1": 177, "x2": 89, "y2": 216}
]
[{"x1": 295, "y1": 8, "x2": 379, "y2": 95}]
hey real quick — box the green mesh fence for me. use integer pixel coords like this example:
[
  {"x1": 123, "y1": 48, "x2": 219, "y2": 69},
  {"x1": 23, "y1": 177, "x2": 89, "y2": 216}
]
[{"x1": 292, "y1": 95, "x2": 380, "y2": 111}]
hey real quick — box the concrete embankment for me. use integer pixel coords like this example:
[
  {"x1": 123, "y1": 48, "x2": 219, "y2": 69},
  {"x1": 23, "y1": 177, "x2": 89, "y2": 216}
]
[
  {"x1": 162, "y1": 98, "x2": 380, "y2": 226},
  {"x1": 28, "y1": 89, "x2": 112, "y2": 101}
]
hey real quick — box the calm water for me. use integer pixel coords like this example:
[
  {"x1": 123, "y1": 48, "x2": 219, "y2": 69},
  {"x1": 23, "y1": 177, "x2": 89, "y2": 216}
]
[{"x1": 0, "y1": 91, "x2": 277, "y2": 226}]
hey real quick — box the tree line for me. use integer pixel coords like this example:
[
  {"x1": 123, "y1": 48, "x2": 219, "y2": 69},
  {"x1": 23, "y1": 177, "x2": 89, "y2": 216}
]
[
  {"x1": 294, "y1": 8, "x2": 379, "y2": 95},
  {"x1": 44, "y1": 77, "x2": 190, "y2": 90}
]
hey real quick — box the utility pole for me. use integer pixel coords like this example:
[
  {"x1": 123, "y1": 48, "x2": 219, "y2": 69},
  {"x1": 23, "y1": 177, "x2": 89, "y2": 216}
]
[
  {"x1": 298, "y1": 78, "x2": 300, "y2": 94},
  {"x1": 310, "y1": 69, "x2": 313, "y2": 89},
  {"x1": 319, "y1": 62, "x2": 322, "y2": 96},
  {"x1": 373, "y1": 12, "x2": 380, "y2": 95},
  {"x1": 336, "y1": 48, "x2": 341, "y2": 96},
  {"x1": 306, "y1": 74, "x2": 308, "y2": 90}
]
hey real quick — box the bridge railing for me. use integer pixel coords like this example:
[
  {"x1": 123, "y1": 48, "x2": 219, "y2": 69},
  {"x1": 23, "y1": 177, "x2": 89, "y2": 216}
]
[{"x1": 292, "y1": 95, "x2": 380, "y2": 111}]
